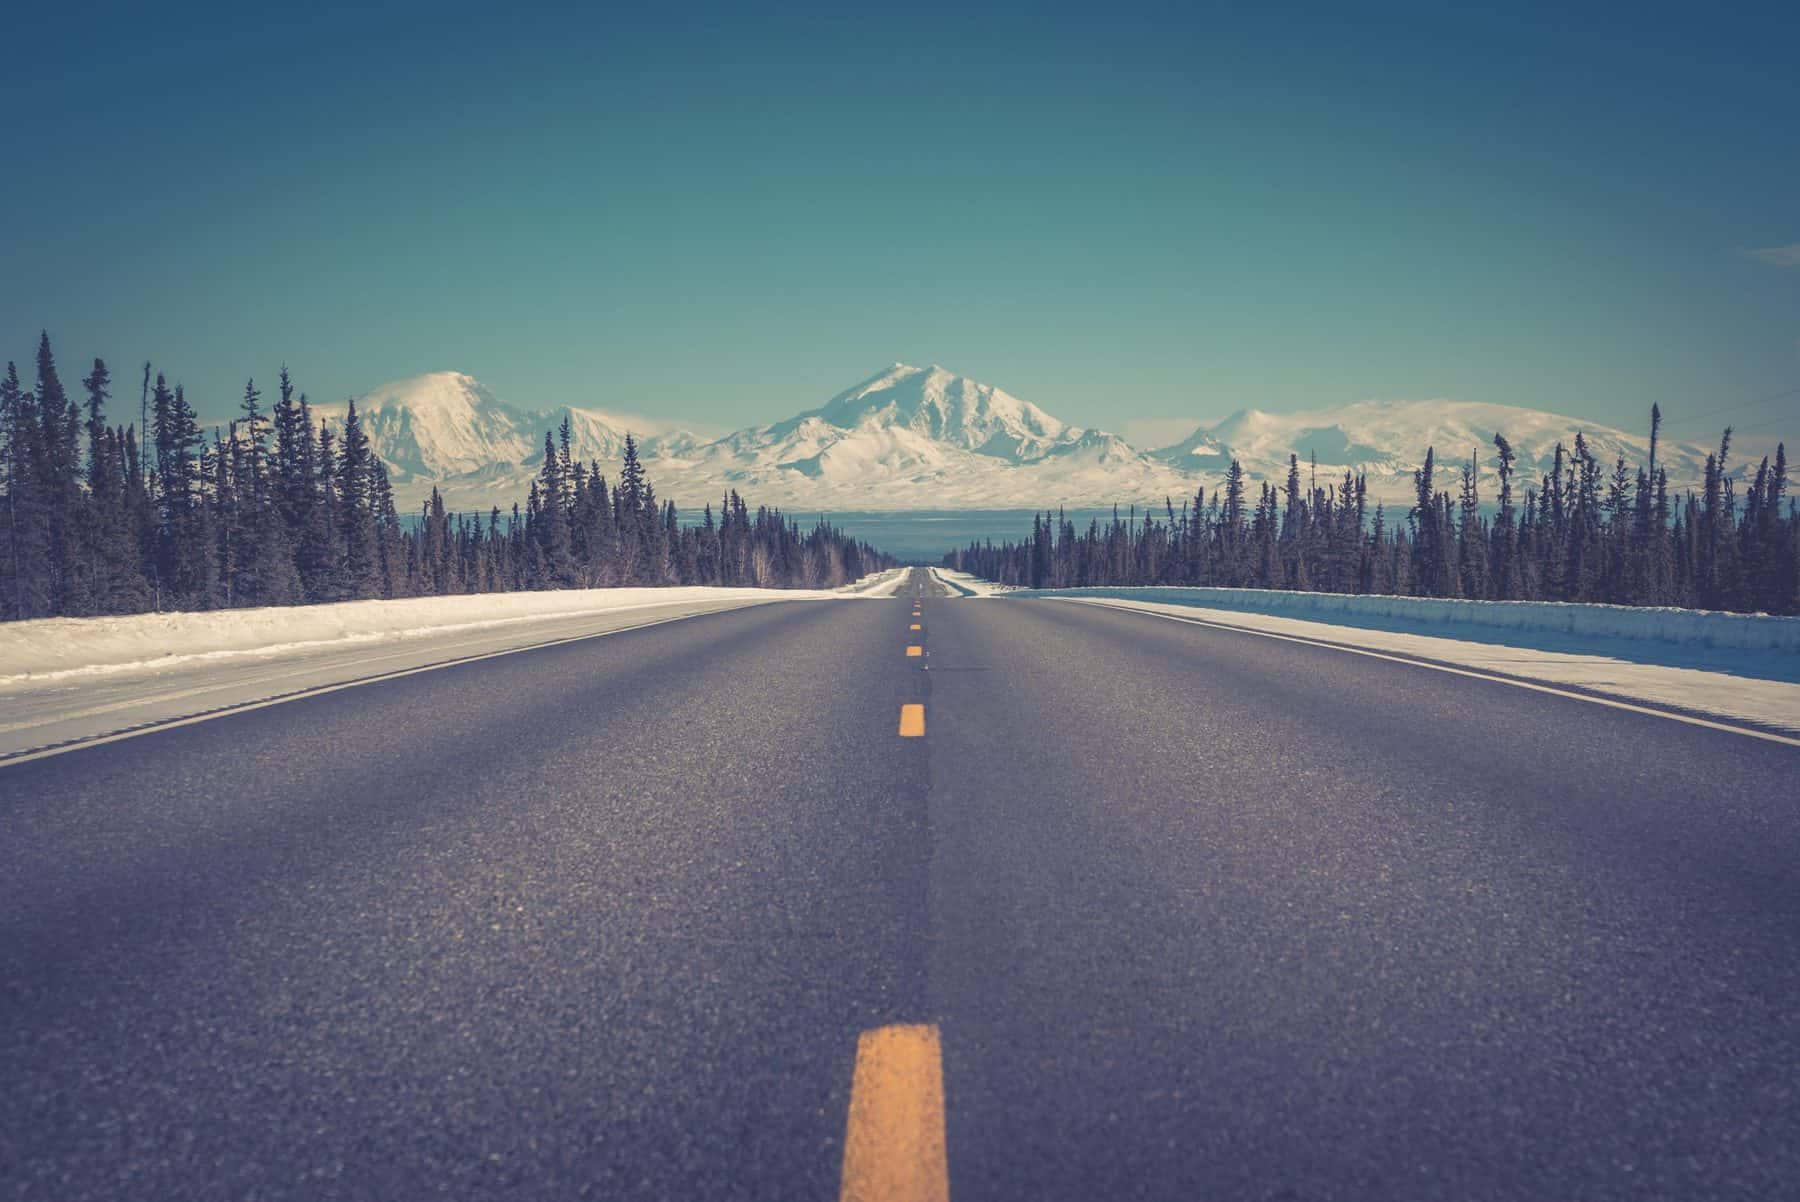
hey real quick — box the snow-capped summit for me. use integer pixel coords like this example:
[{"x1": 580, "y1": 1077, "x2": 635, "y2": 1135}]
[
  {"x1": 315, "y1": 372, "x2": 691, "y2": 486},
  {"x1": 638, "y1": 362, "x2": 1192, "y2": 511},
  {"x1": 340, "y1": 372, "x2": 540, "y2": 481},
  {"x1": 802, "y1": 363, "x2": 1078, "y2": 461}
]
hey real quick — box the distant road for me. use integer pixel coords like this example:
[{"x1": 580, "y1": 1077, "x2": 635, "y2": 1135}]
[{"x1": 4, "y1": 569, "x2": 1797, "y2": 1200}]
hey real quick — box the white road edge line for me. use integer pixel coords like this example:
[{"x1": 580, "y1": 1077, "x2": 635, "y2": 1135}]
[
  {"x1": 0, "y1": 602, "x2": 771, "y2": 769},
  {"x1": 1062, "y1": 597, "x2": 1800, "y2": 749}
]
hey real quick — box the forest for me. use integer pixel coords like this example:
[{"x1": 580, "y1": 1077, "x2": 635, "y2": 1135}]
[
  {"x1": 947, "y1": 412, "x2": 1797, "y2": 615},
  {"x1": 0, "y1": 334, "x2": 893, "y2": 621}
]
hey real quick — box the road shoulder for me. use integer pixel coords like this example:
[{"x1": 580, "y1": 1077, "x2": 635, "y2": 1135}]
[{"x1": 1050, "y1": 595, "x2": 1800, "y2": 741}]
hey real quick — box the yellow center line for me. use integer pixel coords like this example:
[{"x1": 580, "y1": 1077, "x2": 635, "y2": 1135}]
[
  {"x1": 909, "y1": 623, "x2": 921, "y2": 631},
  {"x1": 906, "y1": 646, "x2": 923, "y2": 657},
  {"x1": 840, "y1": 1024, "x2": 948, "y2": 1202},
  {"x1": 898, "y1": 704, "x2": 925, "y2": 737}
]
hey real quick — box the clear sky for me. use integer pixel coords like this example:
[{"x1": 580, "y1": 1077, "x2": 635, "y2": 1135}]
[{"x1": 5, "y1": 0, "x2": 1797, "y2": 443}]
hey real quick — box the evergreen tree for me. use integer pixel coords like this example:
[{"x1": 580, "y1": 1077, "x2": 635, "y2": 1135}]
[
  {"x1": 34, "y1": 333, "x2": 87, "y2": 611},
  {"x1": 533, "y1": 429, "x2": 574, "y2": 586},
  {"x1": 1, "y1": 362, "x2": 52, "y2": 617},
  {"x1": 335, "y1": 400, "x2": 379, "y2": 599},
  {"x1": 1410, "y1": 448, "x2": 1453, "y2": 596},
  {"x1": 1458, "y1": 451, "x2": 1488, "y2": 598},
  {"x1": 944, "y1": 412, "x2": 1792, "y2": 618}
]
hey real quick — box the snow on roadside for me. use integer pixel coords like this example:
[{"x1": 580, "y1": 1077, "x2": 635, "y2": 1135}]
[
  {"x1": 842, "y1": 567, "x2": 910, "y2": 597},
  {"x1": 929, "y1": 568, "x2": 1007, "y2": 597},
  {"x1": 1049, "y1": 595, "x2": 1800, "y2": 737},
  {"x1": 0, "y1": 569, "x2": 906, "y2": 688}
]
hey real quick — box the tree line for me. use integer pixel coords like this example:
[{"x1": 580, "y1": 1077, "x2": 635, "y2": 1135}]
[
  {"x1": 0, "y1": 333, "x2": 893, "y2": 620},
  {"x1": 946, "y1": 408, "x2": 1797, "y2": 615}
]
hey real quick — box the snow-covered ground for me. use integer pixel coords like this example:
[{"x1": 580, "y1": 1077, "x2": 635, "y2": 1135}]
[
  {"x1": 928, "y1": 568, "x2": 994, "y2": 597},
  {"x1": 930, "y1": 567, "x2": 1032, "y2": 597},
  {"x1": 1008, "y1": 589, "x2": 1800, "y2": 739},
  {"x1": 0, "y1": 569, "x2": 907, "y2": 761}
]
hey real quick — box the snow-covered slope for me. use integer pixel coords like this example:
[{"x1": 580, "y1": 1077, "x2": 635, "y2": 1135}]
[
  {"x1": 1151, "y1": 398, "x2": 1766, "y2": 503},
  {"x1": 313, "y1": 372, "x2": 699, "y2": 497},
  {"x1": 641, "y1": 364, "x2": 1195, "y2": 510},
  {"x1": 806, "y1": 363, "x2": 1081, "y2": 459},
  {"x1": 322, "y1": 367, "x2": 1779, "y2": 512}
]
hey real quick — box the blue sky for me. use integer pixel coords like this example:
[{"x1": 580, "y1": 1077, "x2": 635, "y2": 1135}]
[{"x1": 4, "y1": 0, "x2": 1796, "y2": 443}]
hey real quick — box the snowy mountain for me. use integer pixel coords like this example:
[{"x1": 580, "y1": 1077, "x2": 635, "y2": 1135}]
[
  {"x1": 642, "y1": 364, "x2": 1195, "y2": 511},
  {"x1": 803, "y1": 363, "x2": 1089, "y2": 460},
  {"x1": 312, "y1": 372, "x2": 701, "y2": 503},
  {"x1": 1149, "y1": 398, "x2": 1757, "y2": 504},
  {"x1": 324, "y1": 366, "x2": 1778, "y2": 513}
]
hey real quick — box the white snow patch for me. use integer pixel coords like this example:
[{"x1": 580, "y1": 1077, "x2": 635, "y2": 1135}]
[{"x1": 929, "y1": 568, "x2": 1009, "y2": 597}]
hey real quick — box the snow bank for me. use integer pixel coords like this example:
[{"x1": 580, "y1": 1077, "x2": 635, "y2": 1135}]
[
  {"x1": 0, "y1": 572, "x2": 903, "y2": 687},
  {"x1": 1003, "y1": 586, "x2": 1800, "y2": 653},
  {"x1": 843, "y1": 567, "x2": 910, "y2": 597},
  {"x1": 929, "y1": 568, "x2": 1010, "y2": 597}
]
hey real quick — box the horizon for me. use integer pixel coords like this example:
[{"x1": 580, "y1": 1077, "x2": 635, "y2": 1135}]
[{"x1": 5, "y1": 1, "x2": 1796, "y2": 444}]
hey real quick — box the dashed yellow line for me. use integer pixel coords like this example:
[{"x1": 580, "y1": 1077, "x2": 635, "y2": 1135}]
[
  {"x1": 898, "y1": 704, "x2": 925, "y2": 737},
  {"x1": 909, "y1": 623, "x2": 922, "y2": 631},
  {"x1": 840, "y1": 1024, "x2": 948, "y2": 1202},
  {"x1": 906, "y1": 646, "x2": 923, "y2": 658}
]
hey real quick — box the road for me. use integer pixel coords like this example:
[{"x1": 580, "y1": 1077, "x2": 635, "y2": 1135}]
[{"x1": 3, "y1": 568, "x2": 1797, "y2": 1200}]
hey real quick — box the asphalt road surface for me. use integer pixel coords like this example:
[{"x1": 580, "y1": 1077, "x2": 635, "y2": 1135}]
[{"x1": 4, "y1": 568, "x2": 1797, "y2": 1200}]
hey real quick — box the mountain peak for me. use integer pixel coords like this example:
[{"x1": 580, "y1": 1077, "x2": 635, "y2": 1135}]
[
  {"x1": 324, "y1": 371, "x2": 657, "y2": 483},
  {"x1": 357, "y1": 371, "x2": 501, "y2": 416},
  {"x1": 804, "y1": 362, "x2": 1079, "y2": 454}
]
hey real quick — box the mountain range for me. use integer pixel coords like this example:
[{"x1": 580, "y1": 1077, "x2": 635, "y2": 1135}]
[{"x1": 314, "y1": 364, "x2": 1774, "y2": 515}]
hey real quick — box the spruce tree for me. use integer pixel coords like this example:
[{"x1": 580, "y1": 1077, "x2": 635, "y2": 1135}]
[
  {"x1": 1, "y1": 363, "x2": 51, "y2": 617},
  {"x1": 336, "y1": 400, "x2": 379, "y2": 599},
  {"x1": 35, "y1": 334, "x2": 87, "y2": 611},
  {"x1": 534, "y1": 430, "x2": 573, "y2": 586}
]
